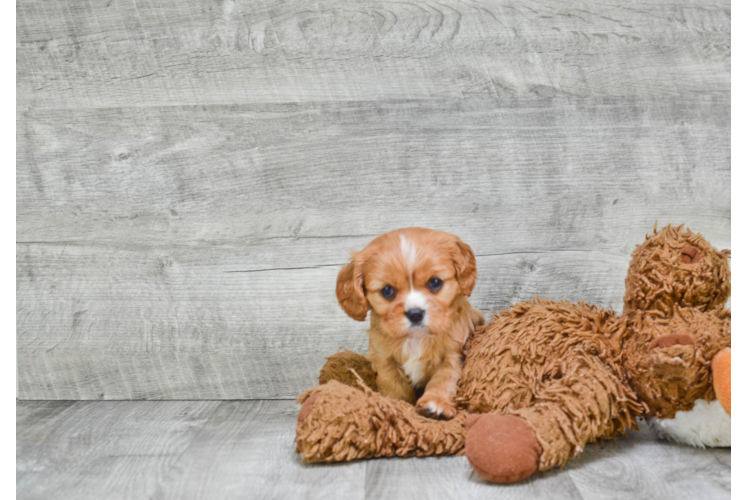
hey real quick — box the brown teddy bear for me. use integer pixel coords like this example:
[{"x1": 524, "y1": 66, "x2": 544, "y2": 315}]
[{"x1": 295, "y1": 225, "x2": 731, "y2": 483}]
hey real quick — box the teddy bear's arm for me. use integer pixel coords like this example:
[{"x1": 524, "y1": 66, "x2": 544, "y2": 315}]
[
  {"x1": 296, "y1": 380, "x2": 467, "y2": 462},
  {"x1": 646, "y1": 334, "x2": 698, "y2": 382}
]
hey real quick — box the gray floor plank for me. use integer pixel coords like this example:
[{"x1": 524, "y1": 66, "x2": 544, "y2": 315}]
[
  {"x1": 366, "y1": 427, "x2": 735, "y2": 500},
  {"x1": 365, "y1": 455, "x2": 584, "y2": 500},
  {"x1": 16, "y1": 400, "x2": 220, "y2": 500},
  {"x1": 16, "y1": 400, "x2": 77, "y2": 430},
  {"x1": 16, "y1": 401, "x2": 730, "y2": 500},
  {"x1": 16, "y1": 0, "x2": 730, "y2": 109},
  {"x1": 567, "y1": 423, "x2": 730, "y2": 500},
  {"x1": 152, "y1": 400, "x2": 366, "y2": 500},
  {"x1": 364, "y1": 424, "x2": 731, "y2": 500}
]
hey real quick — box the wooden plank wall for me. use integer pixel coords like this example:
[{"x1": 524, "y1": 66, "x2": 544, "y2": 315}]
[{"x1": 17, "y1": 0, "x2": 731, "y2": 400}]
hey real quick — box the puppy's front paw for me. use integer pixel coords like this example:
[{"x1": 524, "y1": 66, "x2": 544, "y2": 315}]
[{"x1": 416, "y1": 393, "x2": 456, "y2": 420}]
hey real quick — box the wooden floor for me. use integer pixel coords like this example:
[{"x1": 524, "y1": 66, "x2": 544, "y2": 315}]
[{"x1": 17, "y1": 400, "x2": 730, "y2": 500}]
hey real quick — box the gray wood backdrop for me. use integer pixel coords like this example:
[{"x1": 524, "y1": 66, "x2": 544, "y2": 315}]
[{"x1": 17, "y1": 0, "x2": 730, "y2": 400}]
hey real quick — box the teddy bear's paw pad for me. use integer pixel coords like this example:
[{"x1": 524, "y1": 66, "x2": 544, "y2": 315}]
[
  {"x1": 416, "y1": 393, "x2": 456, "y2": 420},
  {"x1": 465, "y1": 414, "x2": 540, "y2": 484},
  {"x1": 648, "y1": 333, "x2": 695, "y2": 350}
]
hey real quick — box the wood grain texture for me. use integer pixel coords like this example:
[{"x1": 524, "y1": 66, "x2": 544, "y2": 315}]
[
  {"x1": 17, "y1": 245, "x2": 642, "y2": 399},
  {"x1": 16, "y1": 0, "x2": 730, "y2": 108},
  {"x1": 16, "y1": 98, "x2": 730, "y2": 399},
  {"x1": 17, "y1": 400, "x2": 220, "y2": 500},
  {"x1": 364, "y1": 423, "x2": 730, "y2": 500},
  {"x1": 365, "y1": 453, "x2": 585, "y2": 500},
  {"x1": 16, "y1": 400, "x2": 730, "y2": 499},
  {"x1": 567, "y1": 420, "x2": 730, "y2": 500},
  {"x1": 17, "y1": 0, "x2": 730, "y2": 400},
  {"x1": 153, "y1": 400, "x2": 366, "y2": 500},
  {"x1": 17, "y1": 99, "x2": 730, "y2": 248}
]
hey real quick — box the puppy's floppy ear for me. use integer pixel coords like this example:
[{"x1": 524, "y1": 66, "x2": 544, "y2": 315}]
[
  {"x1": 453, "y1": 239, "x2": 478, "y2": 296},
  {"x1": 336, "y1": 253, "x2": 368, "y2": 321}
]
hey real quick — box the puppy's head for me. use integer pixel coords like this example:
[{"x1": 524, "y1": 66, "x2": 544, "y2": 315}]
[{"x1": 336, "y1": 228, "x2": 478, "y2": 339}]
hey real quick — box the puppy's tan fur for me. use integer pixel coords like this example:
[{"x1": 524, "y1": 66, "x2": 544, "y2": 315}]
[{"x1": 336, "y1": 228, "x2": 484, "y2": 419}]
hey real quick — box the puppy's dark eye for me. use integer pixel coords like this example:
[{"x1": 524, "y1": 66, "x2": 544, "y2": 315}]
[
  {"x1": 380, "y1": 286, "x2": 396, "y2": 299},
  {"x1": 427, "y1": 278, "x2": 443, "y2": 293}
]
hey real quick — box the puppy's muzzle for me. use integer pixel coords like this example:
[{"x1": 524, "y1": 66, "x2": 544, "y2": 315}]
[{"x1": 406, "y1": 308, "x2": 425, "y2": 326}]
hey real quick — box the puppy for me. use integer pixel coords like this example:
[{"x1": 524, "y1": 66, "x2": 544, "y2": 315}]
[{"x1": 336, "y1": 228, "x2": 485, "y2": 419}]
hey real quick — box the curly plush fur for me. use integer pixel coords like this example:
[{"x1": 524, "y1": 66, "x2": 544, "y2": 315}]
[
  {"x1": 296, "y1": 225, "x2": 731, "y2": 483},
  {"x1": 318, "y1": 349, "x2": 378, "y2": 392},
  {"x1": 456, "y1": 299, "x2": 643, "y2": 471},
  {"x1": 623, "y1": 223, "x2": 730, "y2": 315}
]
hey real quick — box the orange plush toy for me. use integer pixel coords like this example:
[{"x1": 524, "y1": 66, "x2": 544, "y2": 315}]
[
  {"x1": 295, "y1": 225, "x2": 731, "y2": 483},
  {"x1": 712, "y1": 348, "x2": 748, "y2": 461}
]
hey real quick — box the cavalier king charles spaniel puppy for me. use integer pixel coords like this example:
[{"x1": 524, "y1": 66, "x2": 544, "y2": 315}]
[{"x1": 336, "y1": 228, "x2": 485, "y2": 419}]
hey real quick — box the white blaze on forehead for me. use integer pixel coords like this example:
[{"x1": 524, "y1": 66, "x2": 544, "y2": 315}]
[
  {"x1": 400, "y1": 234, "x2": 428, "y2": 323},
  {"x1": 405, "y1": 290, "x2": 427, "y2": 311},
  {"x1": 400, "y1": 235, "x2": 418, "y2": 273}
]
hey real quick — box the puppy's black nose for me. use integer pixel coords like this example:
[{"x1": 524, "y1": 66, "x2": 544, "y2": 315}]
[{"x1": 406, "y1": 308, "x2": 425, "y2": 325}]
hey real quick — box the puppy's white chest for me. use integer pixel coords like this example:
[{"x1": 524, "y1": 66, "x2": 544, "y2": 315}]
[{"x1": 401, "y1": 337, "x2": 426, "y2": 387}]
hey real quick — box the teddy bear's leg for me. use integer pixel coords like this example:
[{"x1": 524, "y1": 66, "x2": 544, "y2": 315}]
[
  {"x1": 462, "y1": 362, "x2": 638, "y2": 482},
  {"x1": 465, "y1": 413, "x2": 541, "y2": 483},
  {"x1": 510, "y1": 364, "x2": 637, "y2": 472},
  {"x1": 296, "y1": 380, "x2": 467, "y2": 462}
]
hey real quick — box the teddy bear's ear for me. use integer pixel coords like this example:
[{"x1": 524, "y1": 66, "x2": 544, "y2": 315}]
[
  {"x1": 453, "y1": 239, "x2": 478, "y2": 296},
  {"x1": 336, "y1": 253, "x2": 369, "y2": 321},
  {"x1": 679, "y1": 246, "x2": 701, "y2": 264}
]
